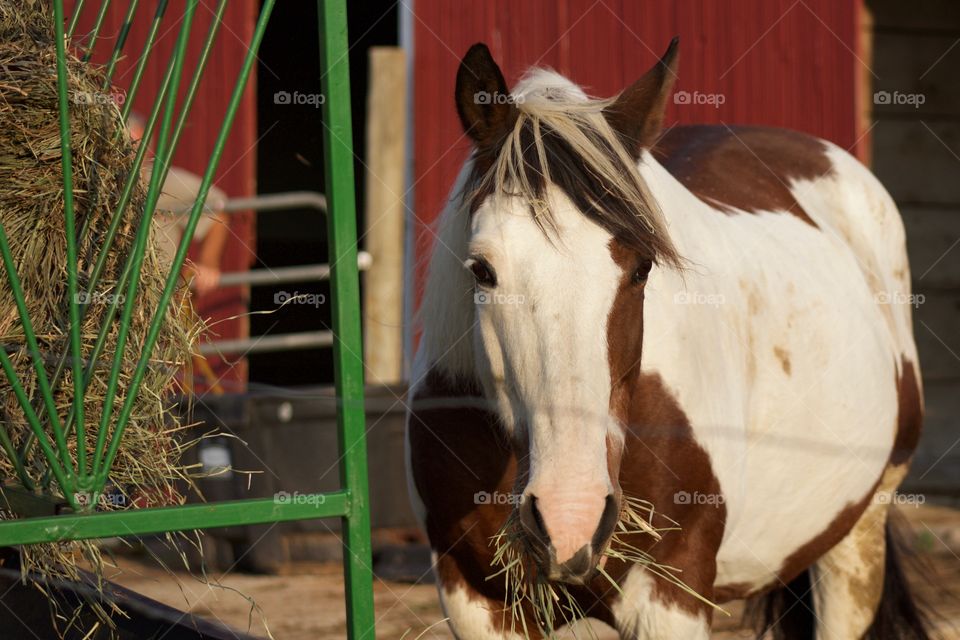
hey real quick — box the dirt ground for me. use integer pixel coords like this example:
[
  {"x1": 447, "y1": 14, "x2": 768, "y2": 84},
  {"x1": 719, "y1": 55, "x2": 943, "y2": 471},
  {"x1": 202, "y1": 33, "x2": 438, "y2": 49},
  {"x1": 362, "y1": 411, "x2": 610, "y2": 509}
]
[{"x1": 107, "y1": 503, "x2": 960, "y2": 639}]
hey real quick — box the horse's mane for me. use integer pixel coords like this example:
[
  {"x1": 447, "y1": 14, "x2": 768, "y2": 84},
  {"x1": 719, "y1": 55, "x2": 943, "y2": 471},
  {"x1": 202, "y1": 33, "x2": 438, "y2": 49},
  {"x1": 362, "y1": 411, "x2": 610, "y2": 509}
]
[
  {"x1": 416, "y1": 70, "x2": 679, "y2": 381},
  {"x1": 465, "y1": 69, "x2": 680, "y2": 266}
]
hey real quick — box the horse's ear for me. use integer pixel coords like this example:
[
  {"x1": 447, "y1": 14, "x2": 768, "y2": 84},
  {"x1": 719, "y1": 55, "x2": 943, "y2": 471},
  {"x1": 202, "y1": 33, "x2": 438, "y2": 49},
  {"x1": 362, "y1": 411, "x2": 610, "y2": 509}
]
[
  {"x1": 604, "y1": 37, "x2": 679, "y2": 157},
  {"x1": 456, "y1": 43, "x2": 518, "y2": 149}
]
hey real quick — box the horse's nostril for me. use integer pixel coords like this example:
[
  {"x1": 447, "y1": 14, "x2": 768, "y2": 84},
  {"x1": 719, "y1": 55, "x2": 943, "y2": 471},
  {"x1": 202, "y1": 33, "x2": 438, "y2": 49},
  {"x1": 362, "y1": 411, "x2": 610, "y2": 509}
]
[
  {"x1": 562, "y1": 545, "x2": 593, "y2": 576},
  {"x1": 519, "y1": 495, "x2": 550, "y2": 544},
  {"x1": 592, "y1": 494, "x2": 620, "y2": 550}
]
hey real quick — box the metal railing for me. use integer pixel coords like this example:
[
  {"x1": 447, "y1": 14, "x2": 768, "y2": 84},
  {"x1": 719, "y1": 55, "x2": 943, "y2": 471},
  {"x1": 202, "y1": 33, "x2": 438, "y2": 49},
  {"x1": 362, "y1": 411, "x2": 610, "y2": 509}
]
[{"x1": 187, "y1": 192, "x2": 373, "y2": 357}]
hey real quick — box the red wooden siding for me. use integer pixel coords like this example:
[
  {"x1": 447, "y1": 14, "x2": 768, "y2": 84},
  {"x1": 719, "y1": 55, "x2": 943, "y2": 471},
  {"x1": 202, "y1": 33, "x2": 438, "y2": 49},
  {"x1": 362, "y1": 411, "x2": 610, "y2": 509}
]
[
  {"x1": 67, "y1": 1, "x2": 258, "y2": 392},
  {"x1": 412, "y1": 0, "x2": 864, "y2": 303}
]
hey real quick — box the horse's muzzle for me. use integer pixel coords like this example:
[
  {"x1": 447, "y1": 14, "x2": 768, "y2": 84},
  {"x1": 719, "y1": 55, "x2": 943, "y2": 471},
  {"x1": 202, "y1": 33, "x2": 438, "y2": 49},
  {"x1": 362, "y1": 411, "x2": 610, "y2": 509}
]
[{"x1": 518, "y1": 493, "x2": 620, "y2": 584}]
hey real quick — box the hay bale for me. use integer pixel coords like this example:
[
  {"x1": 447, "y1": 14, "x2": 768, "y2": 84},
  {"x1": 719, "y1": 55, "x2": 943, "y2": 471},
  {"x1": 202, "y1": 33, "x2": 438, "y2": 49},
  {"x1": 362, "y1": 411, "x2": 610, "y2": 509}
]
[{"x1": 0, "y1": 0, "x2": 200, "y2": 634}]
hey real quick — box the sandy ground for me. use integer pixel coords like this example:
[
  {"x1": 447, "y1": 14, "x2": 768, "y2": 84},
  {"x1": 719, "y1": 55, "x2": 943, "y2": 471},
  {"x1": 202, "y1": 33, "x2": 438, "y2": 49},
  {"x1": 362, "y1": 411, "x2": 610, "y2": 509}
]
[{"x1": 106, "y1": 503, "x2": 960, "y2": 639}]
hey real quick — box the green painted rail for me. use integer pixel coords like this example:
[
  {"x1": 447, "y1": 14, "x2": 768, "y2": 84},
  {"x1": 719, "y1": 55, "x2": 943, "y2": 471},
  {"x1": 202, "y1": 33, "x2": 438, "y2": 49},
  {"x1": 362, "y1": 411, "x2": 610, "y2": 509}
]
[{"x1": 0, "y1": 1, "x2": 376, "y2": 637}]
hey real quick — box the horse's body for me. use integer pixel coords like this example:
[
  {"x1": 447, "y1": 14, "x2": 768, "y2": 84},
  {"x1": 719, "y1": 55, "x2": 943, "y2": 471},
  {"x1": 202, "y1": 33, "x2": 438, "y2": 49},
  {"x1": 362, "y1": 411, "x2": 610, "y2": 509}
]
[{"x1": 407, "y1": 42, "x2": 924, "y2": 640}]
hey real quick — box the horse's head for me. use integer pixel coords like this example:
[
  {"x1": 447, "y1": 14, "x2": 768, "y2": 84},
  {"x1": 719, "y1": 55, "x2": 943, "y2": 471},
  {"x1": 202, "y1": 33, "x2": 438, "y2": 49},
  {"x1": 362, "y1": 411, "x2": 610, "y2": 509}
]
[{"x1": 453, "y1": 41, "x2": 681, "y2": 584}]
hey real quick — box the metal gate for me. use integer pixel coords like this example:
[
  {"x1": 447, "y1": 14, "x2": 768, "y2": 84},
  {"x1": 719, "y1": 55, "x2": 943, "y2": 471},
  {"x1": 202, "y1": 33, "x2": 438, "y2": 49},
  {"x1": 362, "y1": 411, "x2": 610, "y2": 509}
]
[{"x1": 0, "y1": 0, "x2": 375, "y2": 636}]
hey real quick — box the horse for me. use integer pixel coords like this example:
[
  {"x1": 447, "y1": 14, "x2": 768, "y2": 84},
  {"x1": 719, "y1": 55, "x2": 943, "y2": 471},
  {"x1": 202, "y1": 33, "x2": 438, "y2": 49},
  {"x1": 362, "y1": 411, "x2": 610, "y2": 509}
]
[{"x1": 405, "y1": 39, "x2": 928, "y2": 639}]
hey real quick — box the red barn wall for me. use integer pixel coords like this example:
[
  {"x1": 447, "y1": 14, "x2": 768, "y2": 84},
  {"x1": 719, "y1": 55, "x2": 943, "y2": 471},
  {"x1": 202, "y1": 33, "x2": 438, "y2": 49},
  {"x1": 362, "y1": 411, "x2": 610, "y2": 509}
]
[
  {"x1": 66, "y1": 1, "x2": 258, "y2": 392},
  {"x1": 412, "y1": 0, "x2": 864, "y2": 305}
]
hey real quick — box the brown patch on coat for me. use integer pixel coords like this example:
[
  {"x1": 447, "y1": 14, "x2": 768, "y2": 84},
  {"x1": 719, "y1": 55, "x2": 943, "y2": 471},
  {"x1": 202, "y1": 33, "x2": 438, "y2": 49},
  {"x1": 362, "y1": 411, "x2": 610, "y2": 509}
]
[
  {"x1": 776, "y1": 493, "x2": 876, "y2": 588},
  {"x1": 653, "y1": 125, "x2": 833, "y2": 227},
  {"x1": 605, "y1": 241, "x2": 726, "y2": 617},
  {"x1": 407, "y1": 369, "x2": 535, "y2": 634},
  {"x1": 612, "y1": 373, "x2": 727, "y2": 618},
  {"x1": 890, "y1": 357, "x2": 922, "y2": 467},
  {"x1": 773, "y1": 346, "x2": 792, "y2": 376}
]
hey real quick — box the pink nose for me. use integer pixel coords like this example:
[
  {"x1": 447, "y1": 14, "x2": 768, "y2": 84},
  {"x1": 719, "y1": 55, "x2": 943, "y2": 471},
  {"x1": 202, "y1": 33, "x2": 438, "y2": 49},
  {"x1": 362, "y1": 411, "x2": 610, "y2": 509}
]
[{"x1": 518, "y1": 493, "x2": 619, "y2": 584}]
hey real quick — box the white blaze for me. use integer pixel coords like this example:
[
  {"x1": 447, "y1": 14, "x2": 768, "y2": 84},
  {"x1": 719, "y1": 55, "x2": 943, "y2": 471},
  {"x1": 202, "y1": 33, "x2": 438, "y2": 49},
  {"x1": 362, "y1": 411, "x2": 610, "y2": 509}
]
[{"x1": 469, "y1": 186, "x2": 624, "y2": 561}]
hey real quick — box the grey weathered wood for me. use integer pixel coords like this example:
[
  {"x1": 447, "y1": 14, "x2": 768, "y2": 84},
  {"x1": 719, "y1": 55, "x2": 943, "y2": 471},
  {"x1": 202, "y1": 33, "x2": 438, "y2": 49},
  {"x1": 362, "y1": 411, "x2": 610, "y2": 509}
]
[
  {"x1": 873, "y1": 120, "x2": 960, "y2": 205},
  {"x1": 902, "y1": 206, "x2": 960, "y2": 288},
  {"x1": 913, "y1": 290, "x2": 960, "y2": 381},
  {"x1": 904, "y1": 377, "x2": 960, "y2": 494},
  {"x1": 872, "y1": 32, "x2": 960, "y2": 117},
  {"x1": 363, "y1": 47, "x2": 407, "y2": 385},
  {"x1": 868, "y1": 0, "x2": 960, "y2": 32}
]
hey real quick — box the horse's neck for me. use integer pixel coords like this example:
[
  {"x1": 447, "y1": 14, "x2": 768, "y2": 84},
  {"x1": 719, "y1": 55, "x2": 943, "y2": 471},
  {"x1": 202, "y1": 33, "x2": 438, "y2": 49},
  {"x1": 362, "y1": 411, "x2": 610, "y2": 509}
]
[{"x1": 636, "y1": 151, "x2": 714, "y2": 259}]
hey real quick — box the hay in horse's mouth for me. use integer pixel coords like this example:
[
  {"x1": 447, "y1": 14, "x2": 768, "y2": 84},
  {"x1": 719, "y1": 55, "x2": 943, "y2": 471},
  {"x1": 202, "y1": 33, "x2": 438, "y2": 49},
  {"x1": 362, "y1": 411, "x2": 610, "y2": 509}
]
[{"x1": 487, "y1": 496, "x2": 728, "y2": 637}]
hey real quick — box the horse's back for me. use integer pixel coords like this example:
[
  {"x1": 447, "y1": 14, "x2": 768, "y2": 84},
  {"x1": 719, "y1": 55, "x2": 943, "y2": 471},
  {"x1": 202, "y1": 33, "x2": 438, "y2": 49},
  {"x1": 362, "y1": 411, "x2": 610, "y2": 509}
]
[
  {"x1": 653, "y1": 125, "x2": 832, "y2": 227},
  {"x1": 654, "y1": 124, "x2": 916, "y2": 364}
]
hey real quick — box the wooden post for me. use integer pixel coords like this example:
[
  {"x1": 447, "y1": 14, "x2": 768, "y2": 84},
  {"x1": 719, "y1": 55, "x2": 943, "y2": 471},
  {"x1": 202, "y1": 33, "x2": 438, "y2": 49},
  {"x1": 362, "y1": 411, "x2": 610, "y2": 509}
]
[{"x1": 363, "y1": 47, "x2": 407, "y2": 384}]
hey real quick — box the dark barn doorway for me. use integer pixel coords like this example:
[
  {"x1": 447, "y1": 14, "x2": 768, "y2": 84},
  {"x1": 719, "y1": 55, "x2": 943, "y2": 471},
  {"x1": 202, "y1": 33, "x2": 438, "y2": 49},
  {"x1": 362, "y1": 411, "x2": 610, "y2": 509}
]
[{"x1": 251, "y1": 1, "x2": 399, "y2": 387}]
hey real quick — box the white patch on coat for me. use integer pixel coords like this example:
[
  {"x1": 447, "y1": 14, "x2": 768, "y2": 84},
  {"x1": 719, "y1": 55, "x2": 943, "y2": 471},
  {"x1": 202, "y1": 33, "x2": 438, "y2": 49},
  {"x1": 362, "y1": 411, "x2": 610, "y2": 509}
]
[
  {"x1": 439, "y1": 580, "x2": 526, "y2": 640},
  {"x1": 612, "y1": 569, "x2": 711, "y2": 639}
]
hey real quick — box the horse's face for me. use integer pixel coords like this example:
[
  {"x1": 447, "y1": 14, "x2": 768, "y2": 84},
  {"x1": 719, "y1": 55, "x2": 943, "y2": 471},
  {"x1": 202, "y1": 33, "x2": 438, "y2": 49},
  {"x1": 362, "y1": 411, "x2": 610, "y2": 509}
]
[
  {"x1": 468, "y1": 188, "x2": 629, "y2": 582},
  {"x1": 454, "y1": 42, "x2": 678, "y2": 584}
]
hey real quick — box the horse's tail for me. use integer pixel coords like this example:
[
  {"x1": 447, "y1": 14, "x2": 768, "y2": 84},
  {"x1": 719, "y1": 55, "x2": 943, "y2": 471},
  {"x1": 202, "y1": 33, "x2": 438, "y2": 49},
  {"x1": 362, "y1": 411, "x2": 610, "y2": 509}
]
[
  {"x1": 745, "y1": 568, "x2": 815, "y2": 640},
  {"x1": 747, "y1": 517, "x2": 933, "y2": 640}
]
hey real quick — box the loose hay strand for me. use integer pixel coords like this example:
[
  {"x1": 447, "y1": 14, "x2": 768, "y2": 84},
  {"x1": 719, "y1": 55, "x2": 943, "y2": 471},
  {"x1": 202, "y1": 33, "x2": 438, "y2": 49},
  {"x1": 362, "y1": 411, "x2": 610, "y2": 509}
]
[{"x1": 488, "y1": 495, "x2": 728, "y2": 637}]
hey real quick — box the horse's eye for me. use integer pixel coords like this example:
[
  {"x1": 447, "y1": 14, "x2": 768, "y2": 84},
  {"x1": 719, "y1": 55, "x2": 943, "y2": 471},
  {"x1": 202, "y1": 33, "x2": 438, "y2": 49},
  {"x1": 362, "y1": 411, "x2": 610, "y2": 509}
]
[
  {"x1": 631, "y1": 259, "x2": 653, "y2": 284},
  {"x1": 466, "y1": 257, "x2": 497, "y2": 288}
]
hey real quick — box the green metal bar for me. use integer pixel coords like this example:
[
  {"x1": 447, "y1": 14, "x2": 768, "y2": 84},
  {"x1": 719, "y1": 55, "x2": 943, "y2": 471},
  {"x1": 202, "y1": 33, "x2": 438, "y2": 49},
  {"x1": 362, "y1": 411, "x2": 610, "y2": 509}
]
[
  {"x1": 58, "y1": 0, "x2": 226, "y2": 445},
  {"x1": 318, "y1": 1, "x2": 375, "y2": 637},
  {"x1": 53, "y1": 0, "x2": 88, "y2": 482},
  {"x1": 0, "y1": 492, "x2": 349, "y2": 546},
  {"x1": 0, "y1": 349, "x2": 74, "y2": 505},
  {"x1": 91, "y1": 1, "x2": 199, "y2": 486},
  {"x1": 120, "y1": 0, "x2": 170, "y2": 123},
  {"x1": 102, "y1": 0, "x2": 140, "y2": 84},
  {"x1": 67, "y1": 0, "x2": 87, "y2": 38},
  {"x1": 95, "y1": 0, "x2": 276, "y2": 490},
  {"x1": 0, "y1": 417, "x2": 33, "y2": 491},
  {"x1": 0, "y1": 226, "x2": 74, "y2": 481},
  {"x1": 80, "y1": 0, "x2": 112, "y2": 62},
  {"x1": 21, "y1": 31, "x2": 187, "y2": 466}
]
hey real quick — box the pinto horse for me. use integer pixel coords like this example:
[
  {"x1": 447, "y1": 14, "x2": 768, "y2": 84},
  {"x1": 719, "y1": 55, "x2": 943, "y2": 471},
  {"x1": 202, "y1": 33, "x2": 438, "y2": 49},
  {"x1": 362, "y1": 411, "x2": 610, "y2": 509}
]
[{"x1": 406, "y1": 39, "x2": 927, "y2": 639}]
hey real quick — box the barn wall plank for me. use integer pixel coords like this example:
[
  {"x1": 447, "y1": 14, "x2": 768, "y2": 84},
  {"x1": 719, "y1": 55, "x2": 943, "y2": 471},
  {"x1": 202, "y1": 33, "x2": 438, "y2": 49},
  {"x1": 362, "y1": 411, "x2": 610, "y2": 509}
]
[
  {"x1": 902, "y1": 206, "x2": 960, "y2": 289},
  {"x1": 913, "y1": 291, "x2": 960, "y2": 382},
  {"x1": 872, "y1": 33, "x2": 960, "y2": 116},
  {"x1": 904, "y1": 378, "x2": 960, "y2": 494},
  {"x1": 873, "y1": 121, "x2": 960, "y2": 205}
]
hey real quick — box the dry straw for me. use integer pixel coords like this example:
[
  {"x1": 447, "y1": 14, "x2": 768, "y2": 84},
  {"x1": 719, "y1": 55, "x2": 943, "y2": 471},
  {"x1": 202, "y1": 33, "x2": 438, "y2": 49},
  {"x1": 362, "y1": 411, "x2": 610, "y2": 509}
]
[
  {"x1": 488, "y1": 495, "x2": 728, "y2": 637},
  {"x1": 0, "y1": 0, "x2": 201, "y2": 635}
]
